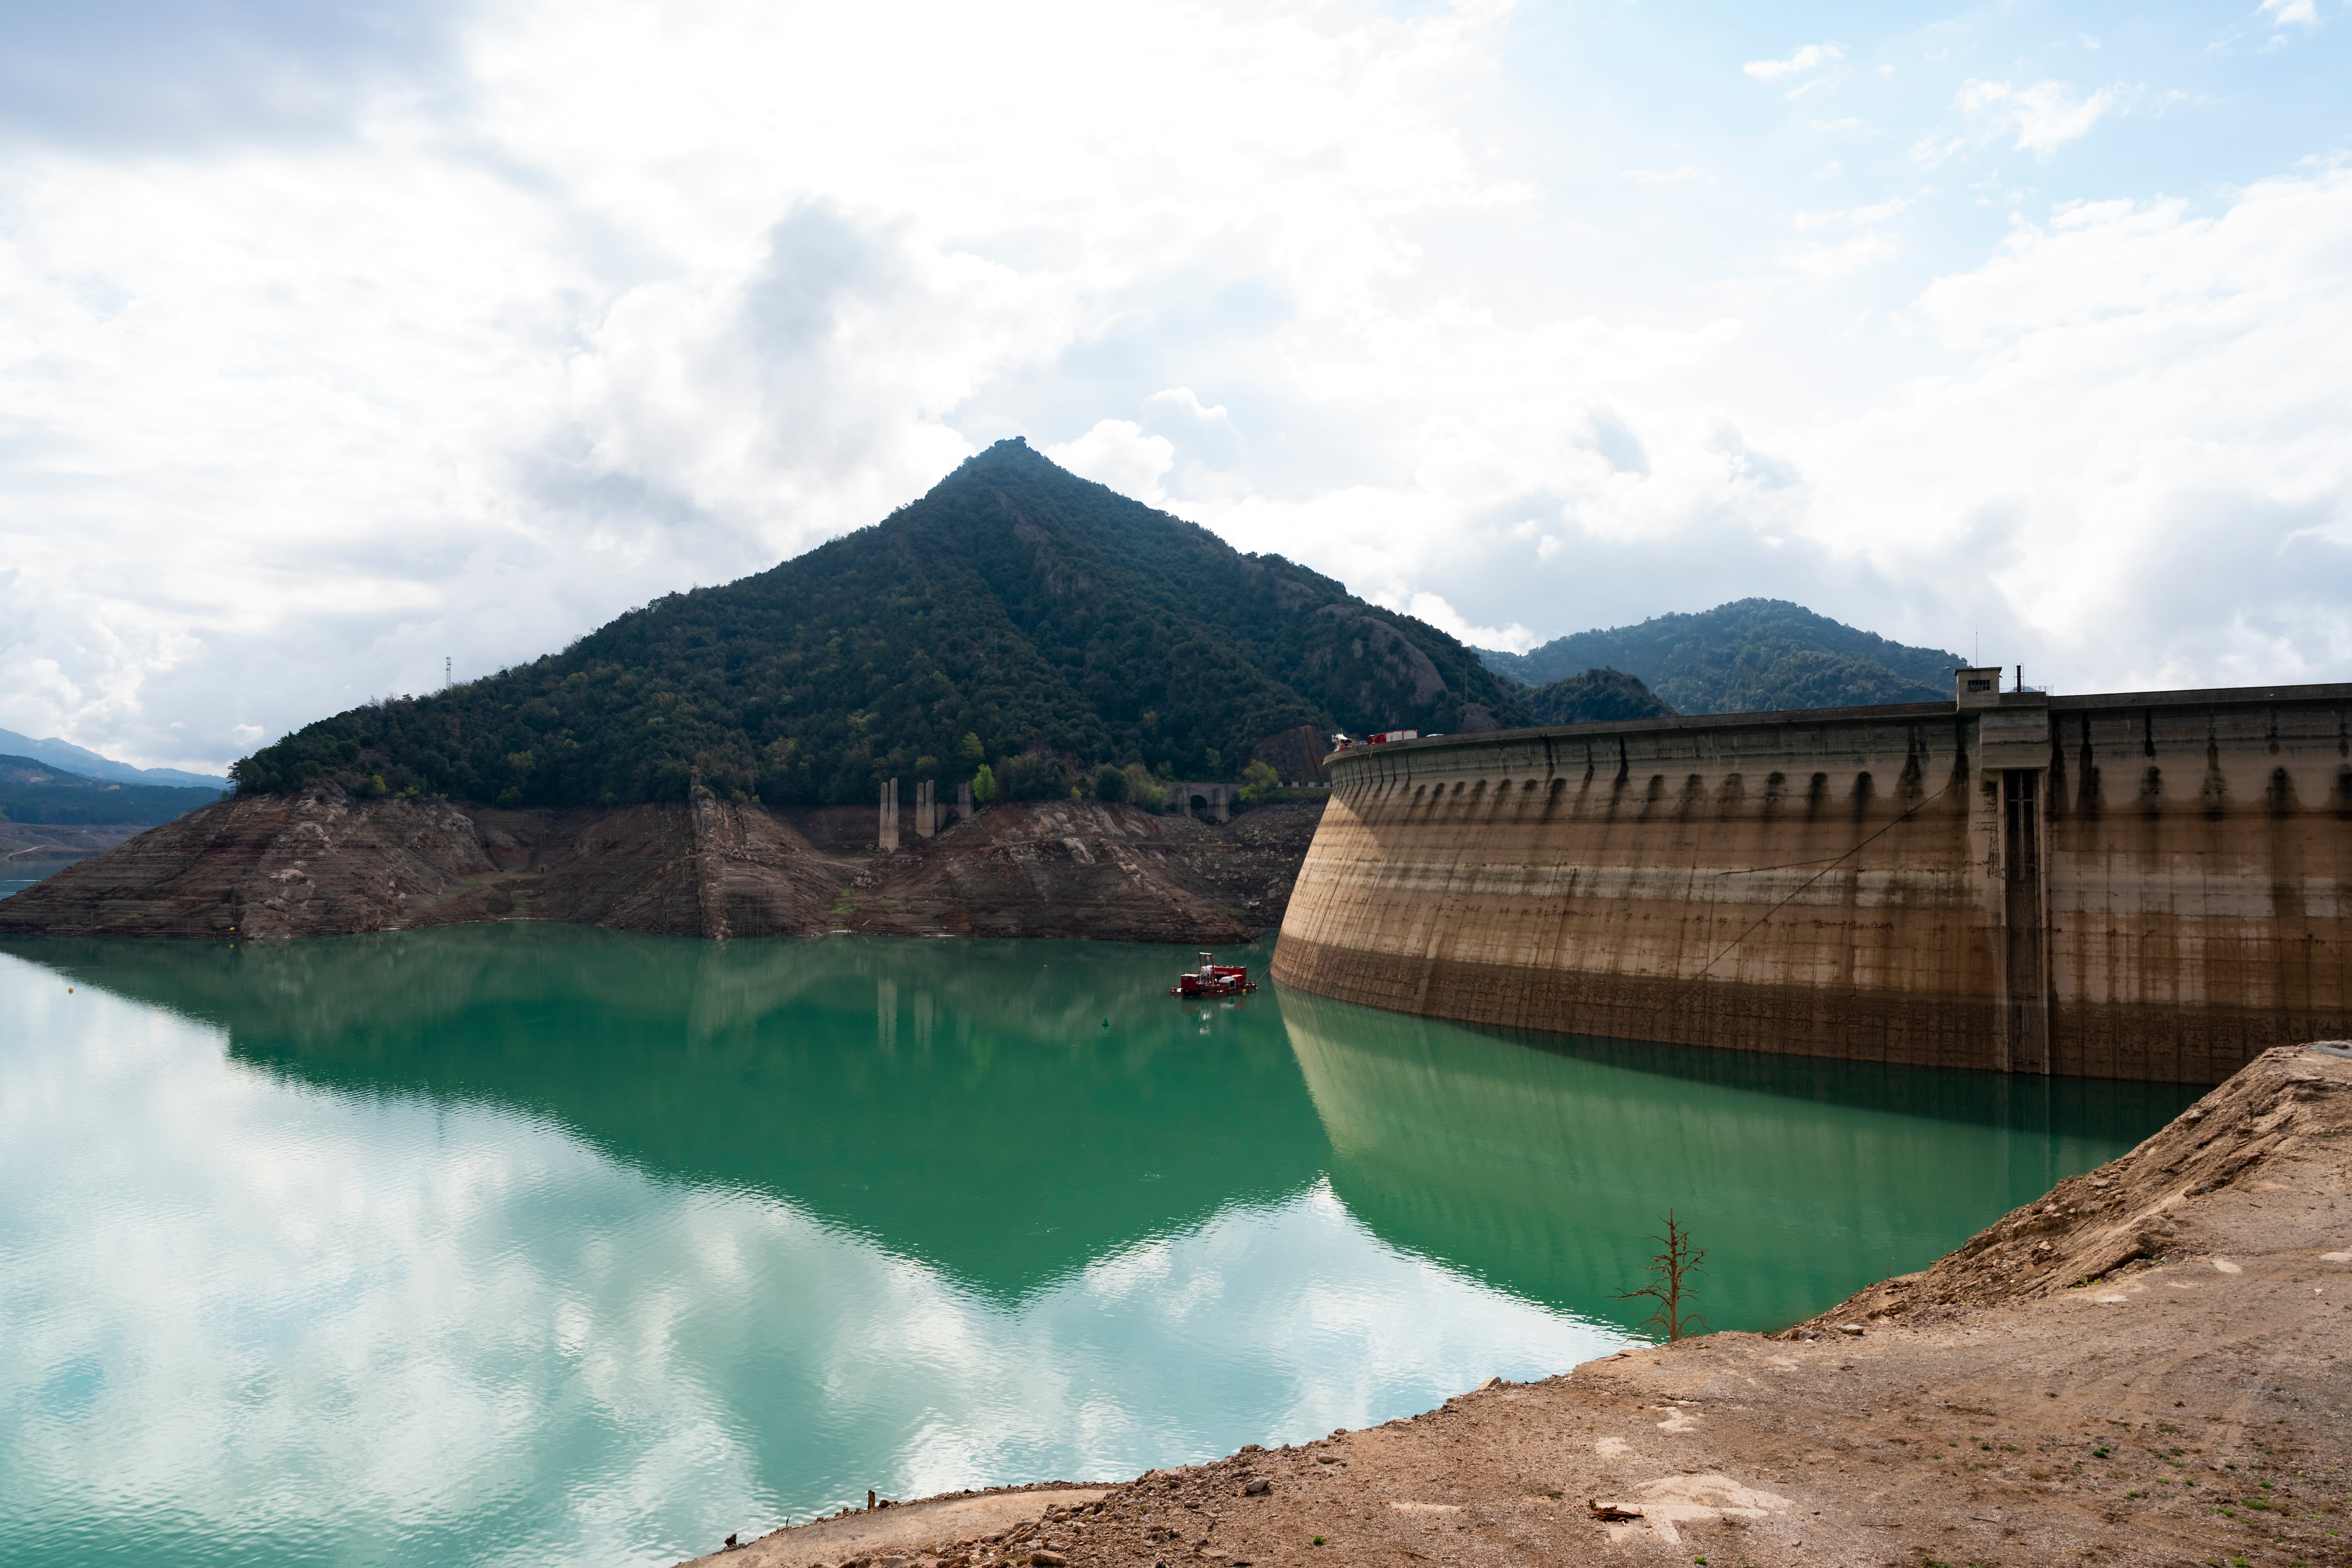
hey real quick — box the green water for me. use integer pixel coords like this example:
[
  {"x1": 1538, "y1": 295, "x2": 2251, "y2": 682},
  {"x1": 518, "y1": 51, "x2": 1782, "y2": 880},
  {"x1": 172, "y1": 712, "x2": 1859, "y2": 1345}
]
[{"x1": 0, "y1": 926, "x2": 2194, "y2": 1567}]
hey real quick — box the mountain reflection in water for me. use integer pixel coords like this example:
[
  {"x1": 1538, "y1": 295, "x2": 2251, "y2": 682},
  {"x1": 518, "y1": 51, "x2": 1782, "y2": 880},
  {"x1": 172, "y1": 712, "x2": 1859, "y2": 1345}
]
[
  {"x1": 0, "y1": 927, "x2": 2192, "y2": 1568},
  {"x1": 27, "y1": 927, "x2": 1327, "y2": 1300}
]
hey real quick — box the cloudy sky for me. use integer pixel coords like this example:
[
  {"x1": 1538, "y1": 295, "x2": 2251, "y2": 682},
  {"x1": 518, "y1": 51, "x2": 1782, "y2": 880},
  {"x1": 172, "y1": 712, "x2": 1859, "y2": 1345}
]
[{"x1": 2, "y1": 0, "x2": 2348, "y2": 772}]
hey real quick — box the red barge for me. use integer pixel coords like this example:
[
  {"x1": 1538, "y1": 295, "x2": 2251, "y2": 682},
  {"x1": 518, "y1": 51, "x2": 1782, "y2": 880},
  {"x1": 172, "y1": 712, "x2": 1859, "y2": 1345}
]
[{"x1": 1171, "y1": 951, "x2": 1257, "y2": 998}]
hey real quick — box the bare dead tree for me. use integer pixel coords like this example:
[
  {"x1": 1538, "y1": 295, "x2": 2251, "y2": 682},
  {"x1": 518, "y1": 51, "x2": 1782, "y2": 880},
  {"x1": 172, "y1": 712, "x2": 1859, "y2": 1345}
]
[{"x1": 1615, "y1": 1209, "x2": 1707, "y2": 1343}]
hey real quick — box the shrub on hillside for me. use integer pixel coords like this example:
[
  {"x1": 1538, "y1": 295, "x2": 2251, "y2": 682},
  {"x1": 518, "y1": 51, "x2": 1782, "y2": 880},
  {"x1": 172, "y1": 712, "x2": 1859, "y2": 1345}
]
[
  {"x1": 999, "y1": 751, "x2": 1070, "y2": 802},
  {"x1": 1237, "y1": 759, "x2": 1282, "y2": 804},
  {"x1": 1122, "y1": 763, "x2": 1166, "y2": 812}
]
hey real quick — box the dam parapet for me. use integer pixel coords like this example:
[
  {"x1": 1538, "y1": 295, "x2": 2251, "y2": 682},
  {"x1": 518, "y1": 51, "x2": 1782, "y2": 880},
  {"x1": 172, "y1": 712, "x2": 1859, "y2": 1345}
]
[{"x1": 1271, "y1": 670, "x2": 2352, "y2": 1083}]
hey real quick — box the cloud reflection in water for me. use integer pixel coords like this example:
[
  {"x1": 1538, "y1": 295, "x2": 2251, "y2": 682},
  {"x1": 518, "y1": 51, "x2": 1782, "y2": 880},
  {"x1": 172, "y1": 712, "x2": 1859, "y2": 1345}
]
[{"x1": 0, "y1": 939, "x2": 1613, "y2": 1568}]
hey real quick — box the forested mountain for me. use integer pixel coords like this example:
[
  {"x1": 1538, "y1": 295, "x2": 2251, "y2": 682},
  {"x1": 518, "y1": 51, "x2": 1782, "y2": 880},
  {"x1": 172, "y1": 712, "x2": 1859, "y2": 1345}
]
[
  {"x1": 0, "y1": 726, "x2": 225, "y2": 788},
  {"x1": 1480, "y1": 599, "x2": 1964, "y2": 716},
  {"x1": 1521, "y1": 668, "x2": 1676, "y2": 725},
  {"x1": 0, "y1": 756, "x2": 225, "y2": 825},
  {"x1": 233, "y1": 440, "x2": 1532, "y2": 806}
]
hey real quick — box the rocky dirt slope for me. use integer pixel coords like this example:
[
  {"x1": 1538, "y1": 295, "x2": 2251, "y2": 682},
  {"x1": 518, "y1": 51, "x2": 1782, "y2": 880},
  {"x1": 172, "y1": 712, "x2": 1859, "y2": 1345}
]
[
  {"x1": 683, "y1": 1044, "x2": 2352, "y2": 1568},
  {"x1": 0, "y1": 791, "x2": 1324, "y2": 943},
  {"x1": 845, "y1": 800, "x2": 1320, "y2": 941}
]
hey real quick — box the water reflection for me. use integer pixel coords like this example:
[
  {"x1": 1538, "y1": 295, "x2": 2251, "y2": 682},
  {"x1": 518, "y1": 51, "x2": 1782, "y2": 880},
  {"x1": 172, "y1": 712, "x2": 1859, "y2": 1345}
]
[
  {"x1": 1283, "y1": 991, "x2": 2194, "y2": 1329},
  {"x1": 0, "y1": 932, "x2": 1611, "y2": 1568},
  {"x1": 0, "y1": 928, "x2": 2192, "y2": 1568},
  {"x1": 8, "y1": 928, "x2": 1331, "y2": 1300}
]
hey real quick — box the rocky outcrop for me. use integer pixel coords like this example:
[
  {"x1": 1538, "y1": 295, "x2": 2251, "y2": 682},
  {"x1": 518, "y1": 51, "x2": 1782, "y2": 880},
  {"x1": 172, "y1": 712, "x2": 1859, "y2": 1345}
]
[
  {"x1": 0, "y1": 790, "x2": 1325, "y2": 942},
  {"x1": 0, "y1": 793, "x2": 489, "y2": 939}
]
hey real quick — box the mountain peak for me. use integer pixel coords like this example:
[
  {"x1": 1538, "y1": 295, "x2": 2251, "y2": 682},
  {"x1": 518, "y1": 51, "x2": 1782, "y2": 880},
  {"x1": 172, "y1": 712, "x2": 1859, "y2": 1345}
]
[{"x1": 234, "y1": 446, "x2": 1529, "y2": 806}]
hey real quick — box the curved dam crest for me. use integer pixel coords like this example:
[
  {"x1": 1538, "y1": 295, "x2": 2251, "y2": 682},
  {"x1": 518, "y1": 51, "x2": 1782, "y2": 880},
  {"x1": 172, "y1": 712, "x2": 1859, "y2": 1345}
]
[{"x1": 1272, "y1": 673, "x2": 2352, "y2": 1083}]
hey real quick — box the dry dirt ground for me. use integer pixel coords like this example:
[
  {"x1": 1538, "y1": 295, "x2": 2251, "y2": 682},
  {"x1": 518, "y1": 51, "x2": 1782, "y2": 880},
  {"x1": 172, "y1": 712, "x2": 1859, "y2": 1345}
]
[{"x1": 685, "y1": 1044, "x2": 2352, "y2": 1568}]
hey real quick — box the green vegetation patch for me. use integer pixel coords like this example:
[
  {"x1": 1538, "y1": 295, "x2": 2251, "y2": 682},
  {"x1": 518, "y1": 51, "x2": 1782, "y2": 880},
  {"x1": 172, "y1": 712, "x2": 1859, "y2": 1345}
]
[
  {"x1": 1521, "y1": 666, "x2": 1676, "y2": 725},
  {"x1": 1481, "y1": 597, "x2": 1965, "y2": 716}
]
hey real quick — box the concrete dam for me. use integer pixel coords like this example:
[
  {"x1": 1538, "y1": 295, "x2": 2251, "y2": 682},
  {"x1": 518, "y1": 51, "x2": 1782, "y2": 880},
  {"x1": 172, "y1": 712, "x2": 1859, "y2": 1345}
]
[{"x1": 1270, "y1": 669, "x2": 2352, "y2": 1083}]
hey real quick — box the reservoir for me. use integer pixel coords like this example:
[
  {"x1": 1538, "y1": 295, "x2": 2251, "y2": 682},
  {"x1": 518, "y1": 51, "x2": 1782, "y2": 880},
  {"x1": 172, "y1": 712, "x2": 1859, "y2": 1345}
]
[{"x1": 0, "y1": 927, "x2": 2194, "y2": 1568}]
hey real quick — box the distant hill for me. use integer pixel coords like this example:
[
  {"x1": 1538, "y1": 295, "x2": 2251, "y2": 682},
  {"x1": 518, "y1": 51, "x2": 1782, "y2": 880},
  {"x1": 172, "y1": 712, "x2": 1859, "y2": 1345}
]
[
  {"x1": 1480, "y1": 599, "x2": 1964, "y2": 716},
  {"x1": 232, "y1": 440, "x2": 1533, "y2": 806},
  {"x1": 1523, "y1": 668, "x2": 1676, "y2": 725},
  {"x1": 0, "y1": 755, "x2": 226, "y2": 825},
  {"x1": 0, "y1": 726, "x2": 227, "y2": 788}
]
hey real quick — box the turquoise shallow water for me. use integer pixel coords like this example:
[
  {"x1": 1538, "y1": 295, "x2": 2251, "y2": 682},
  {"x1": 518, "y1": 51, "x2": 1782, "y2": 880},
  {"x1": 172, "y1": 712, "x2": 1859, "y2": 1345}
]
[{"x1": 0, "y1": 926, "x2": 2196, "y2": 1567}]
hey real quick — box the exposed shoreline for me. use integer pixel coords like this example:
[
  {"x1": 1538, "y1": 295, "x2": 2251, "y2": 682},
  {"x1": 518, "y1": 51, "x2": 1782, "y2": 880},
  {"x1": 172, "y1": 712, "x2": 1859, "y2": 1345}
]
[
  {"x1": 684, "y1": 1043, "x2": 2352, "y2": 1567},
  {"x1": 0, "y1": 792, "x2": 1324, "y2": 944}
]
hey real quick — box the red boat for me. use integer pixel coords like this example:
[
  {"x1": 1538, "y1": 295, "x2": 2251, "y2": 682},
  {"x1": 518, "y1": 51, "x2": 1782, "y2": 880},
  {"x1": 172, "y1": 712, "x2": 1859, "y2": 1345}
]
[{"x1": 1171, "y1": 951, "x2": 1257, "y2": 998}]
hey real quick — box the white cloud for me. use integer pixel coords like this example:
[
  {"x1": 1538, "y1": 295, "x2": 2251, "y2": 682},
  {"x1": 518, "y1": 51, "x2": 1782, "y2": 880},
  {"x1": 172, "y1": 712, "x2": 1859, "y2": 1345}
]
[
  {"x1": 1795, "y1": 169, "x2": 2352, "y2": 689},
  {"x1": 2259, "y1": 0, "x2": 2320, "y2": 26},
  {"x1": 1743, "y1": 43, "x2": 1843, "y2": 81},
  {"x1": 1204, "y1": 166, "x2": 2352, "y2": 694},
  {"x1": 1142, "y1": 387, "x2": 1235, "y2": 434},
  {"x1": 0, "y1": 0, "x2": 1515, "y2": 768},
  {"x1": 1376, "y1": 591, "x2": 1535, "y2": 653},
  {"x1": 1909, "y1": 132, "x2": 1969, "y2": 169},
  {"x1": 0, "y1": 0, "x2": 2349, "y2": 763},
  {"x1": 1957, "y1": 78, "x2": 2122, "y2": 158},
  {"x1": 1784, "y1": 231, "x2": 1899, "y2": 278},
  {"x1": 1793, "y1": 197, "x2": 1908, "y2": 232},
  {"x1": 1046, "y1": 419, "x2": 1177, "y2": 504}
]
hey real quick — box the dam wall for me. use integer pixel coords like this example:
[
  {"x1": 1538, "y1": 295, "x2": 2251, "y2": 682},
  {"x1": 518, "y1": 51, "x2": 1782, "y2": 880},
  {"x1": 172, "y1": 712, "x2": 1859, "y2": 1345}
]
[{"x1": 1271, "y1": 673, "x2": 2352, "y2": 1083}]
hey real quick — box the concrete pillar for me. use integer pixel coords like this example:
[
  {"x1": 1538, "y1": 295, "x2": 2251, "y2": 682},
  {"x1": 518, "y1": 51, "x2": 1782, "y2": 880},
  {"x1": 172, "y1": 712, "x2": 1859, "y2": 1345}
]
[
  {"x1": 1971, "y1": 692, "x2": 2054, "y2": 1075},
  {"x1": 954, "y1": 780, "x2": 972, "y2": 822},
  {"x1": 915, "y1": 779, "x2": 936, "y2": 838},
  {"x1": 880, "y1": 778, "x2": 899, "y2": 852},
  {"x1": 1209, "y1": 784, "x2": 1230, "y2": 825}
]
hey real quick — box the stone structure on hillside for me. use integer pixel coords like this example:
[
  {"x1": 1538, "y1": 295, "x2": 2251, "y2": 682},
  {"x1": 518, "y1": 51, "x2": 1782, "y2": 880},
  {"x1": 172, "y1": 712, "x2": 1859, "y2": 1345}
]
[
  {"x1": 1166, "y1": 782, "x2": 1232, "y2": 825},
  {"x1": 1275, "y1": 668, "x2": 2352, "y2": 1084},
  {"x1": 878, "y1": 779, "x2": 899, "y2": 852}
]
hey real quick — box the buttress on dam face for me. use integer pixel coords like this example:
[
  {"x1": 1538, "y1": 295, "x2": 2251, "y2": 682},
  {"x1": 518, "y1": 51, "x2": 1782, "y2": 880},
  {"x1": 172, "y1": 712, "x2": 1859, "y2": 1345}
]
[{"x1": 1271, "y1": 669, "x2": 2352, "y2": 1084}]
